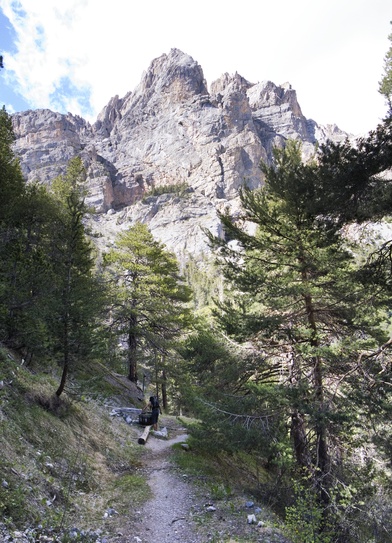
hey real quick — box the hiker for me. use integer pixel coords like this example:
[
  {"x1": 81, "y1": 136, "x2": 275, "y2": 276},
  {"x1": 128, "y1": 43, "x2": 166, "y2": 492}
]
[{"x1": 145, "y1": 395, "x2": 162, "y2": 431}]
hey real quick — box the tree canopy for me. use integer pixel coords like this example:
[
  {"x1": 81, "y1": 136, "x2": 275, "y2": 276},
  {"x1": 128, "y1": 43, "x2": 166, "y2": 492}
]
[
  {"x1": 379, "y1": 21, "x2": 392, "y2": 116},
  {"x1": 49, "y1": 158, "x2": 104, "y2": 397},
  {"x1": 104, "y1": 222, "x2": 193, "y2": 383},
  {"x1": 198, "y1": 138, "x2": 392, "y2": 540}
]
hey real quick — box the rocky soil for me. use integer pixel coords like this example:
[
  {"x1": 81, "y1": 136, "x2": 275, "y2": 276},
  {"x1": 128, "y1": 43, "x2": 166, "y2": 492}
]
[{"x1": 135, "y1": 425, "x2": 204, "y2": 543}]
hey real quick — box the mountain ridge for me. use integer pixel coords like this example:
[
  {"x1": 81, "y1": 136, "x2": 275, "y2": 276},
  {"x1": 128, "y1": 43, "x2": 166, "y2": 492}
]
[{"x1": 11, "y1": 48, "x2": 351, "y2": 259}]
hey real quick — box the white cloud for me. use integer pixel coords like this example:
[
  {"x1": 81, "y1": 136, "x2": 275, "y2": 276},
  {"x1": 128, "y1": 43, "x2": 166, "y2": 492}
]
[
  {"x1": 4, "y1": 102, "x2": 15, "y2": 113},
  {"x1": 0, "y1": 0, "x2": 390, "y2": 134}
]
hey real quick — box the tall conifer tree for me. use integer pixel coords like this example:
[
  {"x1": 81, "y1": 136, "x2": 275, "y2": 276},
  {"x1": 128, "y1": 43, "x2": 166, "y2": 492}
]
[
  {"x1": 104, "y1": 223, "x2": 192, "y2": 383},
  {"x1": 0, "y1": 108, "x2": 56, "y2": 354},
  {"x1": 379, "y1": 21, "x2": 392, "y2": 116},
  {"x1": 49, "y1": 157, "x2": 102, "y2": 397},
  {"x1": 207, "y1": 140, "x2": 391, "y2": 532}
]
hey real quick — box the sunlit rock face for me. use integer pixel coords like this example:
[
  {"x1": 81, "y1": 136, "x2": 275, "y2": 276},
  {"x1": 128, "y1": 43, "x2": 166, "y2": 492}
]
[{"x1": 12, "y1": 48, "x2": 349, "y2": 260}]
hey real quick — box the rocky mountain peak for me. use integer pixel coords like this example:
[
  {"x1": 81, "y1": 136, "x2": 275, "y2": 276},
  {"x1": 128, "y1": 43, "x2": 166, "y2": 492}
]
[
  {"x1": 11, "y1": 50, "x2": 351, "y2": 260},
  {"x1": 210, "y1": 72, "x2": 253, "y2": 96},
  {"x1": 125, "y1": 48, "x2": 208, "y2": 113},
  {"x1": 147, "y1": 48, "x2": 207, "y2": 96},
  {"x1": 247, "y1": 80, "x2": 301, "y2": 112}
]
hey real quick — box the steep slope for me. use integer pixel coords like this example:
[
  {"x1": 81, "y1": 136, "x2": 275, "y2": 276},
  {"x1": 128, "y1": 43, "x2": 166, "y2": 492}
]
[
  {"x1": 11, "y1": 48, "x2": 350, "y2": 259},
  {"x1": 0, "y1": 347, "x2": 290, "y2": 543}
]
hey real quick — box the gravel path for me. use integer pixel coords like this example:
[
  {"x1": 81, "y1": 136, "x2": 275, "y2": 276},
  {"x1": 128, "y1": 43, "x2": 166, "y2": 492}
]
[{"x1": 134, "y1": 428, "x2": 205, "y2": 543}]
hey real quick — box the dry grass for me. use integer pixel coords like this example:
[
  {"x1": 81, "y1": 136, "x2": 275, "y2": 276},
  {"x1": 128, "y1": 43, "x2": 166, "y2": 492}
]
[{"x1": 0, "y1": 348, "x2": 146, "y2": 533}]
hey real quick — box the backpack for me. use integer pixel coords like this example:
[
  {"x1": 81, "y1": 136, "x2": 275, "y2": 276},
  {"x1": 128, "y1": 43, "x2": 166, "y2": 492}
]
[{"x1": 151, "y1": 396, "x2": 159, "y2": 409}]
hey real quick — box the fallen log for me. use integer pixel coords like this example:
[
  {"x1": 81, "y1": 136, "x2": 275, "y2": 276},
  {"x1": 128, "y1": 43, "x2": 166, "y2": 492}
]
[{"x1": 138, "y1": 425, "x2": 152, "y2": 445}]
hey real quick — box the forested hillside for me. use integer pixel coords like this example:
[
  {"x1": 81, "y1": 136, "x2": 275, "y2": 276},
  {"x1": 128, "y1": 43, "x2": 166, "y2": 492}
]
[{"x1": 1, "y1": 28, "x2": 392, "y2": 543}]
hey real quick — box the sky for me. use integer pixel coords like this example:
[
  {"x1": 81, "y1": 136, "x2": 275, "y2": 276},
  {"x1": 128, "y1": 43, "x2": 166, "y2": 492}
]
[{"x1": 0, "y1": 0, "x2": 391, "y2": 136}]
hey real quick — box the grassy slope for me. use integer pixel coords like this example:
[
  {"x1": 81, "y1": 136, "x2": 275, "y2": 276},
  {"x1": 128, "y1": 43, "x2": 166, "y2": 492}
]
[
  {"x1": 0, "y1": 346, "x2": 291, "y2": 543},
  {"x1": 0, "y1": 346, "x2": 148, "y2": 536}
]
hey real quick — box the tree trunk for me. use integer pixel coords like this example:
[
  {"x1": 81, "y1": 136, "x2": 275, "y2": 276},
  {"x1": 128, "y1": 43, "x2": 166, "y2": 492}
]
[
  {"x1": 56, "y1": 317, "x2": 69, "y2": 397},
  {"x1": 161, "y1": 368, "x2": 168, "y2": 411},
  {"x1": 128, "y1": 315, "x2": 138, "y2": 382},
  {"x1": 55, "y1": 356, "x2": 68, "y2": 397},
  {"x1": 291, "y1": 409, "x2": 312, "y2": 469},
  {"x1": 303, "y1": 289, "x2": 331, "y2": 507},
  {"x1": 313, "y1": 353, "x2": 330, "y2": 507},
  {"x1": 287, "y1": 344, "x2": 311, "y2": 470}
]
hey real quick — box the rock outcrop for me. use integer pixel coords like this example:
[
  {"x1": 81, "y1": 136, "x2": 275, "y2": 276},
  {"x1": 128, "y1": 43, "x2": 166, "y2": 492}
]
[{"x1": 11, "y1": 48, "x2": 350, "y2": 260}]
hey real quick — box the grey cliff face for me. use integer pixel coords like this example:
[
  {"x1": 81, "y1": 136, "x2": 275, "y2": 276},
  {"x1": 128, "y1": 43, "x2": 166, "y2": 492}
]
[
  {"x1": 12, "y1": 109, "x2": 89, "y2": 183},
  {"x1": 11, "y1": 48, "x2": 350, "y2": 260}
]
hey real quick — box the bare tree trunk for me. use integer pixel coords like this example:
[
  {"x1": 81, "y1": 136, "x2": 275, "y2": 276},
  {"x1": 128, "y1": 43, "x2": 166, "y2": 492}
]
[
  {"x1": 304, "y1": 290, "x2": 331, "y2": 508},
  {"x1": 161, "y1": 368, "x2": 167, "y2": 411},
  {"x1": 56, "y1": 318, "x2": 69, "y2": 397},
  {"x1": 56, "y1": 267, "x2": 71, "y2": 397},
  {"x1": 128, "y1": 314, "x2": 138, "y2": 382},
  {"x1": 313, "y1": 353, "x2": 330, "y2": 507},
  {"x1": 291, "y1": 409, "x2": 312, "y2": 469}
]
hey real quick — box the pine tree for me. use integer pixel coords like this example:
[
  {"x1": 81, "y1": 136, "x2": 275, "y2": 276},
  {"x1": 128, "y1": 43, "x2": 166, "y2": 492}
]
[
  {"x1": 379, "y1": 21, "x2": 392, "y2": 116},
  {"x1": 49, "y1": 157, "x2": 102, "y2": 397},
  {"x1": 104, "y1": 223, "x2": 192, "y2": 383},
  {"x1": 207, "y1": 140, "x2": 391, "y2": 528},
  {"x1": 314, "y1": 117, "x2": 392, "y2": 223},
  {"x1": 0, "y1": 183, "x2": 61, "y2": 357},
  {"x1": 0, "y1": 107, "x2": 25, "y2": 226},
  {"x1": 0, "y1": 108, "x2": 55, "y2": 354}
]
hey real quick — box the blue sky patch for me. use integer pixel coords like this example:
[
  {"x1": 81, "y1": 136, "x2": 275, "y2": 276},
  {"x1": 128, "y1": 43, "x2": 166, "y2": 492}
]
[
  {"x1": 50, "y1": 76, "x2": 93, "y2": 117},
  {"x1": 0, "y1": 10, "x2": 30, "y2": 112},
  {"x1": 0, "y1": 10, "x2": 18, "y2": 55}
]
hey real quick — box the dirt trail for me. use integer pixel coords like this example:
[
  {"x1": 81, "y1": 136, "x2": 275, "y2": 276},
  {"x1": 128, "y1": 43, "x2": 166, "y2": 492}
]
[
  {"x1": 128, "y1": 419, "x2": 290, "y2": 543},
  {"x1": 134, "y1": 423, "x2": 205, "y2": 543}
]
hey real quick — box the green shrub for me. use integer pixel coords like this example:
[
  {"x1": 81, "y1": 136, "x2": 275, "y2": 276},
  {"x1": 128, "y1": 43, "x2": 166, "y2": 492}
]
[
  {"x1": 143, "y1": 182, "x2": 188, "y2": 200},
  {"x1": 284, "y1": 481, "x2": 332, "y2": 543}
]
